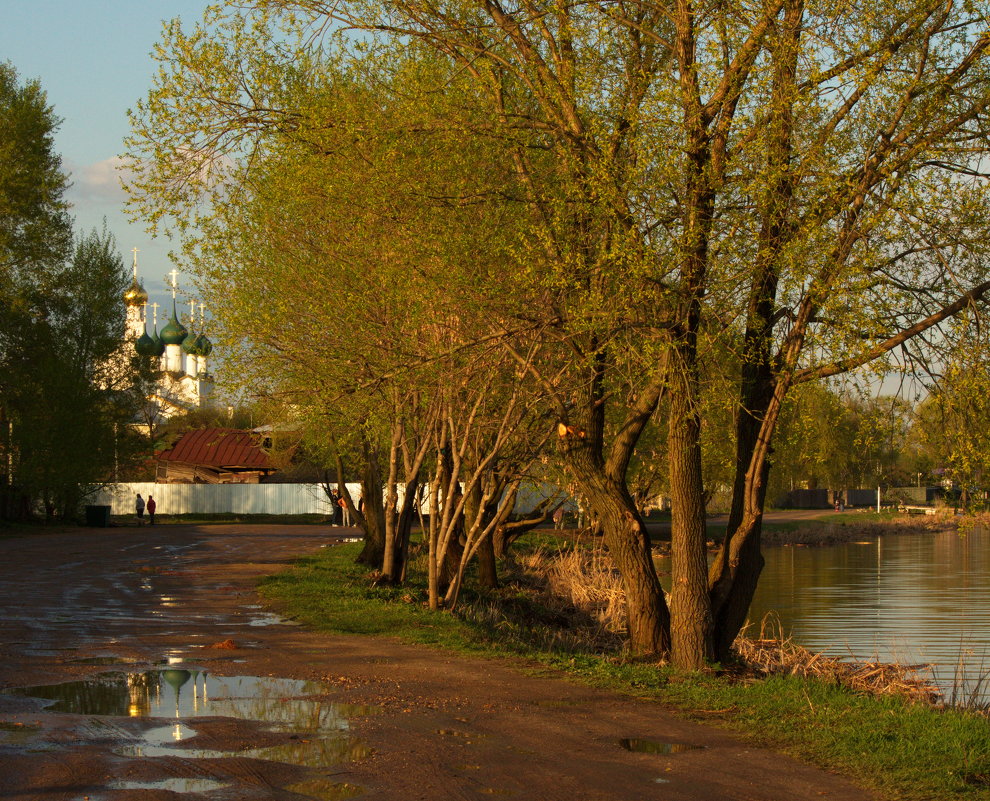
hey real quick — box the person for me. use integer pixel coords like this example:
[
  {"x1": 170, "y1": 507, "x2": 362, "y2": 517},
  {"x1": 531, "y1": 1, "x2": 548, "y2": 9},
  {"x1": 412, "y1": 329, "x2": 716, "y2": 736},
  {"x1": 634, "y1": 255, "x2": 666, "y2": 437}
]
[
  {"x1": 146, "y1": 495, "x2": 157, "y2": 525},
  {"x1": 553, "y1": 506, "x2": 564, "y2": 530},
  {"x1": 338, "y1": 494, "x2": 350, "y2": 527},
  {"x1": 329, "y1": 490, "x2": 342, "y2": 526},
  {"x1": 135, "y1": 493, "x2": 145, "y2": 526}
]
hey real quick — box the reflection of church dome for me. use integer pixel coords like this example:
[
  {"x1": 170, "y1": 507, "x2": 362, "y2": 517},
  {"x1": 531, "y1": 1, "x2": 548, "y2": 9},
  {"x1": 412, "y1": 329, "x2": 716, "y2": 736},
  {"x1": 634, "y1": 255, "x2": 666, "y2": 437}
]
[
  {"x1": 159, "y1": 303, "x2": 188, "y2": 346},
  {"x1": 123, "y1": 277, "x2": 149, "y2": 306},
  {"x1": 161, "y1": 668, "x2": 192, "y2": 693}
]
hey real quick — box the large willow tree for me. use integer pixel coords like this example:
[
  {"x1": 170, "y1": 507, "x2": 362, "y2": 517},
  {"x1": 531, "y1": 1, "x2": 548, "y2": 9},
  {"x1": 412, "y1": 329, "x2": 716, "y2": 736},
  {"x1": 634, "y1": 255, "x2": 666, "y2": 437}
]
[{"x1": 128, "y1": 0, "x2": 990, "y2": 668}]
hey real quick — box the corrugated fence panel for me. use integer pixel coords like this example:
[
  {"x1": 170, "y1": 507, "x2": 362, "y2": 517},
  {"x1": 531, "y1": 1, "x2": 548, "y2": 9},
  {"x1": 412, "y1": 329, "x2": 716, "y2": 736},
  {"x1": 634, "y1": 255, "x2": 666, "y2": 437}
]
[{"x1": 92, "y1": 483, "x2": 362, "y2": 516}]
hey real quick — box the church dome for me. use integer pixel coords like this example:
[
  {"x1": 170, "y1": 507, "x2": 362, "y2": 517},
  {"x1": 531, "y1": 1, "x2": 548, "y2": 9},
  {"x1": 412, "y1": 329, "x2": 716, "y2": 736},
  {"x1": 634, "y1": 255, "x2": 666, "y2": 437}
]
[
  {"x1": 195, "y1": 333, "x2": 213, "y2": 357},
  {"x1": 135, "y1": 329, "x2": 158, "y2": 357},
  {"x1": 181, "y1": 330, "x2": 200, "y2": 355},
  {"x1": 159, "y1": 305, "x2": 188, "y2": 346},
  {"x1": 123, "y1": 277, "x2": 149, "y2": 307},
  {"x1": 150, "y1": 326, "x2": 165, "y2": 357}
]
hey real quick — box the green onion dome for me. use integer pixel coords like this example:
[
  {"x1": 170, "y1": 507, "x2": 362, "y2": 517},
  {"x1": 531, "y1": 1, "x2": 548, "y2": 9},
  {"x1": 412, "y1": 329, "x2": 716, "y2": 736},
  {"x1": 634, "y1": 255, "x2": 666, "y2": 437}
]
[
  {"x1": 195, "y1": 333, "x2": 213, "y2": 357},
  {"x1": 123, "y1": 277, "x2": 149, "y2": 307},
  {"x1": 159, "y1": 303, "x2": 188, "y2": 346},
  {"x1": 135, "y1": 326, "x2": 157, "y2": 357},
  {"x1": 181, "y1": 330, "x2": 201, "y2": 355},
  {"x1": 150, "y1": 325, "x2": 165, "y2": 357}
]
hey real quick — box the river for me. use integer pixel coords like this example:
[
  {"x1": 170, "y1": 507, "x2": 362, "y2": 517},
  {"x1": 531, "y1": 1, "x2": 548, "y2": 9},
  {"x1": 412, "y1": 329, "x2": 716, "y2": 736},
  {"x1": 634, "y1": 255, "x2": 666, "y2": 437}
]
[{"x1": 743, "y1": 525, "x2": 990, "y2": 702}]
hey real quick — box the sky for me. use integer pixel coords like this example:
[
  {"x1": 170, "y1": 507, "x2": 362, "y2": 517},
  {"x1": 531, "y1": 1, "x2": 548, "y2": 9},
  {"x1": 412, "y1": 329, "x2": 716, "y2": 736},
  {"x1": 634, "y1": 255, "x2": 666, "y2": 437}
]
[{"x1": 1, "y1": 0, "x2": 213, "y2": 324}]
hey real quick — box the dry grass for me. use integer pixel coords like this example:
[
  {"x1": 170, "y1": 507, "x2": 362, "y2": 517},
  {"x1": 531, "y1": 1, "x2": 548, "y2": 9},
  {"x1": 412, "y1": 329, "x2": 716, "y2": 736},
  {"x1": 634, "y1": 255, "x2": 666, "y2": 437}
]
[
  {"x1": 523, "y1": 547, "x2": 628, "y2": 635},
  {"x1": 733, "y1": 617, "x2": 942, "y2": 704}
]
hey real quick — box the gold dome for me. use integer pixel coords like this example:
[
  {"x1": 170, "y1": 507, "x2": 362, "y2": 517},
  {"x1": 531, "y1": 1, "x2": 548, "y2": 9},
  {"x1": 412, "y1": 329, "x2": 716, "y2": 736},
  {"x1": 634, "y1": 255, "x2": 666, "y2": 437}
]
[{"x1": 123, "y1": 277, "x2": 149, "y2": 306}]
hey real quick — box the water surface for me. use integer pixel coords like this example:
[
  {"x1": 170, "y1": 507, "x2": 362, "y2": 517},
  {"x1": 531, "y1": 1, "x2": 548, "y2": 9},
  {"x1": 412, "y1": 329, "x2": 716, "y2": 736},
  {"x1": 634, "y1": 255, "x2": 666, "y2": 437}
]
[{"x1": 746, "y1": 525, "x2": 990, "y2": 698}]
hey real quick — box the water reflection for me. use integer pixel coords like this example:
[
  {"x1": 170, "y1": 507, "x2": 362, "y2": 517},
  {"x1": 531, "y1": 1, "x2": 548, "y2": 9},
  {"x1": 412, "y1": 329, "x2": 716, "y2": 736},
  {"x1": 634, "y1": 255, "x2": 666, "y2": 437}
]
[
  {"x1": 5, "y1": 671, "x2": 354, "y2": 732},
  {"x1": 4, "y1": 671, "x2": 374, "y2": 775},
  {"x1": 744, "y1": 526, "x2": 990, "y2": 697}
]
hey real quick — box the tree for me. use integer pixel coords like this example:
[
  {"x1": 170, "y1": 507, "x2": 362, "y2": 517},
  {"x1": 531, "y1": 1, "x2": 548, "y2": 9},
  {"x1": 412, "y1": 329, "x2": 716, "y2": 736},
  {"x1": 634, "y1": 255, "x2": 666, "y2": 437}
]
[
  {"x1": 0, "y1": 64, "x2": 139, "y2": 520},
  {"x1": 128, "y1": 1, "x2": 990, "y2": 669},
  {"x1": 2, "y1": 229, "x2": 135, "y2": 519}
]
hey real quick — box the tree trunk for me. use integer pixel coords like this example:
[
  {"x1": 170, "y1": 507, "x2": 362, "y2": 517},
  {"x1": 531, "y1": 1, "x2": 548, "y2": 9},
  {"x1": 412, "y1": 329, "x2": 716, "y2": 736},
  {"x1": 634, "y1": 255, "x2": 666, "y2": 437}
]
[
  {"x1": 355, "y1": 442, "x2": 386, "y2": 567},
  {"x1": 578, "y1": 471, "x2": 670, "y2": 655},
  {"x1": 668, "y1": 385, "x2": 714, "y2": 669},
  {"x1": 477, "y1": 533, "x2": 499, "y2": 589},
  {"x1": 708, "y1": 0, "x2": 802, "y2": 662}
]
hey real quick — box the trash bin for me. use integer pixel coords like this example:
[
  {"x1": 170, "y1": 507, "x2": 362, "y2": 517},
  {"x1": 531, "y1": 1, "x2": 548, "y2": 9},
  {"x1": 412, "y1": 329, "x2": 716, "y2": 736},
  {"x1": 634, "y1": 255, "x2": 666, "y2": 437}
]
[{"x1": 85, "y1": 505, "x2": 111, "y2": 527}]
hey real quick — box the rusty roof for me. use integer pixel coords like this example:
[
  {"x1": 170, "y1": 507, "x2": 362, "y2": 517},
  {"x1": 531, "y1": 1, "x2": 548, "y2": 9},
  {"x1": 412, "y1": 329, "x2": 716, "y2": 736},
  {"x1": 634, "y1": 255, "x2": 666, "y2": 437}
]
[{"x1": 157, "y1": 428, "x2": 272, "y2": 469}]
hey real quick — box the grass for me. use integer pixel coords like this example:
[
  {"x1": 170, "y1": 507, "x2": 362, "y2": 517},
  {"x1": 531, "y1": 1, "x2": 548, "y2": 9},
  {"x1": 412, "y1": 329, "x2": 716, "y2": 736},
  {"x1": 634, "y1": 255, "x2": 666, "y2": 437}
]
[{"x1": 259, "y1": 539, "x2": 990, "y2": 801}]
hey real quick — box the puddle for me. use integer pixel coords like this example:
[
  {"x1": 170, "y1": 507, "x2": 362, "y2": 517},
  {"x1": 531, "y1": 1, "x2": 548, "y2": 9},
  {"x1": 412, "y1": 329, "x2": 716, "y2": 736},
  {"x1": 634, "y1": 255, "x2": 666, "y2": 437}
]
[
  {"x1": 283, "y1": 779, "x2": 365, "y2": 800},
  {"x1": 247, "y1": 613, "x2": 299, "y2": 627},
  {"x1": 4, "y1": 671, "x2": 375, "y2": 771},
  {"x1": 115, "y1": 735, "x2": 373, "y2": 767},
  {"x1": 619, "y1": 738, "x2": 703, "y2": 755},
  {"x1": 143, "y1": 722, "x2": 198, "y2": 744},
  {"x1": 5, "y1": 672, "x2": 363, "y2": 731},
  {"x1": 110, "y1": 778, "x2": 229, "y2": 793}
]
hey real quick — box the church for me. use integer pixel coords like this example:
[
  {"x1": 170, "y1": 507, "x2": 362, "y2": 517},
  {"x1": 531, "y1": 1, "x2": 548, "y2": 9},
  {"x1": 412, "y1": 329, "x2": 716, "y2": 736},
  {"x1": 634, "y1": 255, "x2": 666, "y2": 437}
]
[{"x1": 122, "y1": 251, "x2": 215, "y2": 418}]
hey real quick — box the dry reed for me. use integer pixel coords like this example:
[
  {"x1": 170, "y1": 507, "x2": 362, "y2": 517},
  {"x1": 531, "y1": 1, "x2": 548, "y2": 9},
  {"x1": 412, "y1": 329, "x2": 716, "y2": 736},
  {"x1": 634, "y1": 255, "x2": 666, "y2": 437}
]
[
  {"x1": 734, "y1": 617, "x2": 942, "y2": 704},
  {"x1": 515, "y1": 545, "x2": 943, "y2": 703}
]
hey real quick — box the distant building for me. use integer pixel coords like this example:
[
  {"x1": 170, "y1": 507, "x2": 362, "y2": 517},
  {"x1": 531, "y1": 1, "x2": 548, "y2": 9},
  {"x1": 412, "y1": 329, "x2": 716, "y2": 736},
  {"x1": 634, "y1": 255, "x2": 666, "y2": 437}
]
[
  {"x1": 156, "y1": 427, "x2": 275, "y2": 484},
  {"x1": 122, "y1": 251, "x2": 214, "y2": 417}
]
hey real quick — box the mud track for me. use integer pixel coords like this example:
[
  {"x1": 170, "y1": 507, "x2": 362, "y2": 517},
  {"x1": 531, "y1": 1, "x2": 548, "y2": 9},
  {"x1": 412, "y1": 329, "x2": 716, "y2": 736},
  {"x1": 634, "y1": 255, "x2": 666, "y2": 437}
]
[{"x1": 0, "y1": 524, "x2": 874, "y2": 800}]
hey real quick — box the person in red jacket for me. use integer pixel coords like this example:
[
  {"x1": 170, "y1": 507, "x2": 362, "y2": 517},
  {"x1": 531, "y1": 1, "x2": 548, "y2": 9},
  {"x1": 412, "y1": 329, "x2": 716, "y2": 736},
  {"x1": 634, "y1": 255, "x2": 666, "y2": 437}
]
[{"x1": 147, "y1": 495, "x2": 157, "y2": 525}]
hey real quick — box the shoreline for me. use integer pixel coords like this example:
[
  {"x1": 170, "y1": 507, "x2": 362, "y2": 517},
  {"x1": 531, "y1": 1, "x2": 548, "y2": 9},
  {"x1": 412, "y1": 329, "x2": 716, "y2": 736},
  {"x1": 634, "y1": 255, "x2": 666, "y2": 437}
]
[{"x1": 760, "y1": 512, "x2": 959, "y2": 547}]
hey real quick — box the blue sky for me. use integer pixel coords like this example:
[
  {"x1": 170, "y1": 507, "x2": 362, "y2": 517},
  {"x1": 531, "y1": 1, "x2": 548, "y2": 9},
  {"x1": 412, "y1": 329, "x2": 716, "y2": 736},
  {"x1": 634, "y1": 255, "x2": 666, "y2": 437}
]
[{"x1": 1, "y1": 0, "x2": 211, "y2": 320}]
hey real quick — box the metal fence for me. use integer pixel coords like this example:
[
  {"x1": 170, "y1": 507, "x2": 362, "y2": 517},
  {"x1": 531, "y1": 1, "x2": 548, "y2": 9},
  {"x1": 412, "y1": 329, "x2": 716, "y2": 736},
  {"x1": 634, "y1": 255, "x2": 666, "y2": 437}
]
[{"x1": 91, "y1": 482, "x2": 363, "y2": 516}]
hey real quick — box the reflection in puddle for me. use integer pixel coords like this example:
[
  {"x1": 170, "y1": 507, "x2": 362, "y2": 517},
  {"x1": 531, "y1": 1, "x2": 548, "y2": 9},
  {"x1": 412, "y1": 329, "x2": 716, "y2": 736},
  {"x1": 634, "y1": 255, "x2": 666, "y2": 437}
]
[
  {"x1": 247, "y1": 613, "x2": 299, "y2": 627},
  {"x1": 5, "y1": 671, "x2": 353, "y2": 728},
  {"x1": 619, "y1": 738, "x2": 703, "y2": 755},
  {"x1": 110, "y1": 778, "x2": 229, "y2": 793},
  {"x1": 143, "y1": 722, "x2": 197, "y2": 744},
  {"x1": 284, "y1": 779, "x2": 365, "y2": 800},
  {"x1": 4, "y1": 671, "x2": 378, "y2": 801},
  {"x1": 4, "y1": 672, "x2": 375, "y2": 770},
  {"x1": 115, "y1": 736, "x2": 372, "y2": 767}
]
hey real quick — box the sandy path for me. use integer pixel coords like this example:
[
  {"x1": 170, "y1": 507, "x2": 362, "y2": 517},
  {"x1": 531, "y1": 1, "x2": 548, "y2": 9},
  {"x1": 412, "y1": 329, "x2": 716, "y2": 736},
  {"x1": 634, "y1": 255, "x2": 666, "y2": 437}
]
[{"x1": 0, "y1": 524, "x2": 874, "y2": 800}]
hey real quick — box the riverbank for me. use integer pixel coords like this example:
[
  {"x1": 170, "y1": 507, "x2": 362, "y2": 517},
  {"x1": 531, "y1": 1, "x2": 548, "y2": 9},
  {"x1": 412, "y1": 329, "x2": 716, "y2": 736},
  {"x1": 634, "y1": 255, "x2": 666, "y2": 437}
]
[
  {"x1": 760, "y1": 510, "x2": 958, "y2": 546},
  {"x1": 261, "y1": 539, "x2": 990, "y2": 801}
]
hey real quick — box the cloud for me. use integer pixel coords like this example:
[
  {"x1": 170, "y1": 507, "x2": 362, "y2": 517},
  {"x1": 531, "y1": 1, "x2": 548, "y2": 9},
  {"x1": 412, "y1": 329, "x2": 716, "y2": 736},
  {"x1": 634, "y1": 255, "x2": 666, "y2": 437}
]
[{"x1": 65, "y1": 155, "x2": 136, "y2": 203}]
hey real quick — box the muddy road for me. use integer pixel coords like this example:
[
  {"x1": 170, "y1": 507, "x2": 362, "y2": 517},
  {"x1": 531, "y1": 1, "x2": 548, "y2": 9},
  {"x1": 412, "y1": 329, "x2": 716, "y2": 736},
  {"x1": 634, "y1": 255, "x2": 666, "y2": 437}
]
[{"x1": 0, "y1": 524, "x2": 873, "y2": 800}]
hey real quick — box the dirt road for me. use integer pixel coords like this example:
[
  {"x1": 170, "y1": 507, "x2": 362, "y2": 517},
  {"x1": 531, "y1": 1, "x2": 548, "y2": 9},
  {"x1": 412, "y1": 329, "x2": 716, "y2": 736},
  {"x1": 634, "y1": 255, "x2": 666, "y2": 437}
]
[{"x1": 0, "y1": 524, "x2": 874, "y2": 800}]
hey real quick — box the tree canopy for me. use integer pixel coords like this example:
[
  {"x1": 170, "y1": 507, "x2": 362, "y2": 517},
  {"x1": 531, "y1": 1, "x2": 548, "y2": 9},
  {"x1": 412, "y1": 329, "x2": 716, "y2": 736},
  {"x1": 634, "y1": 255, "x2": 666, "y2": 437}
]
[
  {"x1": 1, "y1": 63, "x2": 143, "y2": 521},
  {"x1": 127, "y1": 0, "x2": 990, "y2": 667}
]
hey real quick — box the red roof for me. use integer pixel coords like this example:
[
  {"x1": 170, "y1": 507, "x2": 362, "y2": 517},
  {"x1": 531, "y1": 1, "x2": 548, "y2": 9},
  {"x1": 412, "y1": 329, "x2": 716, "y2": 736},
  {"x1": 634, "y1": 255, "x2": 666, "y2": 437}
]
[{"x1": 158, "y1": 428, "x2": 271, "y2": 469}]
